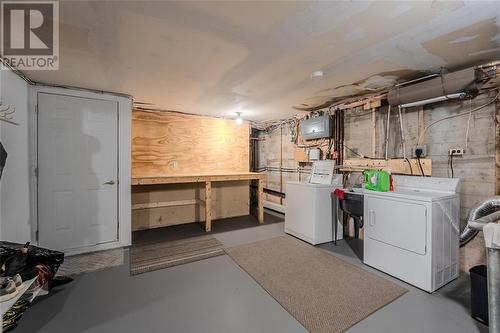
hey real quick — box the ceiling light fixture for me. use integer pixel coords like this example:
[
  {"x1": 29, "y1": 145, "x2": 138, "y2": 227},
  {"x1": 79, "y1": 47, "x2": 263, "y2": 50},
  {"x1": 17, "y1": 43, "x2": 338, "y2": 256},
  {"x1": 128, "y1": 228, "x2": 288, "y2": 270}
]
[
  {"x1": 310, "y1": 70, "x2": 324, "y2": 79},
  {"x1": 235, "y1": 112, "x2": 243, "y2": 125}
]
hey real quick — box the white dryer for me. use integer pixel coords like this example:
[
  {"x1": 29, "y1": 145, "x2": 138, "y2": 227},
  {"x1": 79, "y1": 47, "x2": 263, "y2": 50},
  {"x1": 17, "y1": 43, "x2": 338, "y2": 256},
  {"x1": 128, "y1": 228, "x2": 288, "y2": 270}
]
[{"x1": 363, "y1": 176, "x2": 460, "y2": 292}]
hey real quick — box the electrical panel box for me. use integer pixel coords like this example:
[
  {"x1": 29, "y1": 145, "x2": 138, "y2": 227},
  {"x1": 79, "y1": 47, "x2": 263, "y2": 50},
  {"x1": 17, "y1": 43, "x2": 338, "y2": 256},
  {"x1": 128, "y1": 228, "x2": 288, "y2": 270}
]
[{"x1": 300, "y1": 115, "x2": 332, "y2": 140}]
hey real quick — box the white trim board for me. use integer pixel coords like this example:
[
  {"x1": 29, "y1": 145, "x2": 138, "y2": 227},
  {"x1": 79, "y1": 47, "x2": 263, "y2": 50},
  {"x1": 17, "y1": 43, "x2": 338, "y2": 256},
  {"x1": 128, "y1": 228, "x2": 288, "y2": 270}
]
[
  {"x1": 28, "y1": 85, "x2": 132, "y2": 254},
  {"x1": 263, "y1": 200, "x2": 285, "y2": 214}
]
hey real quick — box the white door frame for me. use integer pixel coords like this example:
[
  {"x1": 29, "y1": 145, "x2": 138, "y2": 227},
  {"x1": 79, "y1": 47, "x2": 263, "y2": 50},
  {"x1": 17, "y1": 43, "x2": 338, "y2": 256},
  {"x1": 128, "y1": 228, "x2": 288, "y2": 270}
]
[{"x1": 29, "y1": 86, "x2": 132, "y2": 255}]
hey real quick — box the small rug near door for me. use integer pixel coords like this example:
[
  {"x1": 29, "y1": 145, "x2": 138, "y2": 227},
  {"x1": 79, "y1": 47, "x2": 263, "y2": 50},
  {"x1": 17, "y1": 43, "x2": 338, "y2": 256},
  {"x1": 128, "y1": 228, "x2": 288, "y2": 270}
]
[
  {"x1": 130, "y1": 235, "x2": 225, "y2": 276},
  {"x1": 57, "y1": 248, "x2": 125, "y2": 277},
  {"x1": 225, "y1": 235, "x2": 408, "y2": 333}
]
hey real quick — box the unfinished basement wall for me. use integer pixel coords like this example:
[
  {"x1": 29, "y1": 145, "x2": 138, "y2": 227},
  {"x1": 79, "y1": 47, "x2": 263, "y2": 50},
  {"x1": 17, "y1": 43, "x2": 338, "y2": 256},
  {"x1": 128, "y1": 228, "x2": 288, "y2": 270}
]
[
  {"x1": 346, "y1": 91, "x2": 497, "y2": 271},
  {"x1": 256, "y1": 90, "x2": 498, "y2": 271},
  {"x1": 255, "y1": 127, "x2": 308, "y2": 206}
]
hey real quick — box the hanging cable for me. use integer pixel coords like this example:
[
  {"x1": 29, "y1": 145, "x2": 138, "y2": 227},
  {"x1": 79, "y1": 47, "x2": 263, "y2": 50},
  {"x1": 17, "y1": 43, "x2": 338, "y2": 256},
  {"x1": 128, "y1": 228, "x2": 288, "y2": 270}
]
[
  {"x1": 385, "y1": 105, "x2": 391, "y2": 160},
  {"x1": 344, "y1": 144, "x2": 366, "y2": 158},
  {"x1": 415, "y1": 148, "x2": 425, "y2": 176},
  {"x1": 465, "y1": 98, "x2": 473, "y2": 149},
  {"x1": 449, "y1": 152, "x2": 455, "y2": 178},
  {"x1": 404, "y1": 158, "x2": 413, "y2": 175},
  {"x1": 417, "y1": 157, "x2": 425, "y2": 176},
  {"x1": 417, "y1": 90, "x2": 500, "y2": 145},
  {"x1": 398, "y1": 106, "x2": 407, "y2": 159},
  {"x1": 446, "y1": 154, "x2": 451, "y2": 178}
]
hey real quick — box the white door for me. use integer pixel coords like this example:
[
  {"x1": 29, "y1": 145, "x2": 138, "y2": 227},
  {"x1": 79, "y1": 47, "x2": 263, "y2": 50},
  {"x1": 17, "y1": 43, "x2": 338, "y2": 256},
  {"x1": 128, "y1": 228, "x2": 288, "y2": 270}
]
[{"x1": 38, "y1": 93, "x2": 118, "y2": 251}]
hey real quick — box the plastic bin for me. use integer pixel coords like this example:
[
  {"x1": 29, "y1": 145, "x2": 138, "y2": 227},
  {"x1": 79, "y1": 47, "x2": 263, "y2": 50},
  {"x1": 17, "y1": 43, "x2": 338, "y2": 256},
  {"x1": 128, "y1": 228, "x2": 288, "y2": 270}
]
[{"x1": 470, "y1": 265, "x2": 489, "y2": 325}]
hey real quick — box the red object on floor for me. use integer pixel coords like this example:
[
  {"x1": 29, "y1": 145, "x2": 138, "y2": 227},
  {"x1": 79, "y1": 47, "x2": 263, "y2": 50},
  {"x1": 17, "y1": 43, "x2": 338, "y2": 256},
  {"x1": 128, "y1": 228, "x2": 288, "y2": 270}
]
[
  {"x1": 36, "y1": 264, "x2": 51, "y2": 286},
  {"x1": 334, "y1": 189, "x2": 345, "y2": 200}
]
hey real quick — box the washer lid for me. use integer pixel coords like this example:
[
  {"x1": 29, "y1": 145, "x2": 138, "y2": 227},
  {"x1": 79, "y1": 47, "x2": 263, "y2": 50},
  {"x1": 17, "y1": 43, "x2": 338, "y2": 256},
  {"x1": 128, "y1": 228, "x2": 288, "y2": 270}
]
[{"x1": 286, "y1": 181, "x2": 333, "y2": 188}]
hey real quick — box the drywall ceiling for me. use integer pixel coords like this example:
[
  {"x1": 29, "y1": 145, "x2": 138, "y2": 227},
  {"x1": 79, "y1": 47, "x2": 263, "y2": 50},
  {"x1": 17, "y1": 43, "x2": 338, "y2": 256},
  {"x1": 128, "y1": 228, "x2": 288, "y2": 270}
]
[{"x1": 23, "y1": 1, "x2": 500, "y2": 121}]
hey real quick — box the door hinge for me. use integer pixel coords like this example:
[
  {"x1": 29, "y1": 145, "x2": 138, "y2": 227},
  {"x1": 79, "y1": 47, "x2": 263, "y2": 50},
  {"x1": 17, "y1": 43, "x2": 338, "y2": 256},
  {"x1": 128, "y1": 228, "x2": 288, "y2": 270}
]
[
  {"x1": 35, "y1": 104, "x2": 38, "y2": 114},
  {"x1": 34, "y1": 167, "x2": 38, "y2": 178},
  {"x1": 35, "y1": 230, "x2": 39, "y2": 242}
]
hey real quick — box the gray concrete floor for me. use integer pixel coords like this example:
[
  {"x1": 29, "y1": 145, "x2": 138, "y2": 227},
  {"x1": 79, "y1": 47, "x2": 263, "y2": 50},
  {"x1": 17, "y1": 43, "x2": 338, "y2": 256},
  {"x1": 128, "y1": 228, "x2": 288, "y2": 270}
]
[
  {"x1": 16, "y1": 214, "x2": 488, "y2": 333},
  {"x1": 319, "y1": 240, "x2": 488, "y2": 333}
]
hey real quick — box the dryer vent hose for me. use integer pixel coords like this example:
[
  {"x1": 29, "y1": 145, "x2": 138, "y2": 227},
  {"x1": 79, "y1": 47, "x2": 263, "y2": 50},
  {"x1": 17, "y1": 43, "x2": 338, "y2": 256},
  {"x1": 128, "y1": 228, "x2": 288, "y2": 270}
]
[{"x1": 460, "y1": 196, "x2": 500, "y2": 247}]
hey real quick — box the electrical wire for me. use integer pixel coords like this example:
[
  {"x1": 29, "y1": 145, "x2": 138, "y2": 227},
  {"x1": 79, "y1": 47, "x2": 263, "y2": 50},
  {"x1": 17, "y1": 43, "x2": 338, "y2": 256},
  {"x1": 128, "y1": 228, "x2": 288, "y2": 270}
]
[
  {"x1": 417, "y1": 90, "x2": 500, "y2": 145},
  {"x1": 385, "y1": 105, "x2": 391, "y2": 160},
  {"x1": 465, "y1": 98, "x2": 473, "y2": 149},
  {"x1": 398, "y1": 106, "x2": 407, "y2": 159},
  {"x1": 404, "y1": 158, "x2": 413, "y2": 175},
  {"x1": 449, "y1": 152, "x2": 455, "y2": 178},
  {"x1": 344, "y1": 143, "x2": 413, "y2": 161},
  {"x1": 446, "y1": 154, "x2": 451, "y2": 178},
  {"x1": 417, "y1": 157, "x2": 425, "y2": 176},
  {"x1": 343, "y1": 144, "x2": 367, "y2": 158}
]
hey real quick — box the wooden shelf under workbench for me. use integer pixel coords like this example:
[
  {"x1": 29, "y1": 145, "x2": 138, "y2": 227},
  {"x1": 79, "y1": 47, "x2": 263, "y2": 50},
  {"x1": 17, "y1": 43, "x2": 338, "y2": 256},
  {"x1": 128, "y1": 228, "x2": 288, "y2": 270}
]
[{"x1": 132, "y1": 172, "x2": 266, "y2": 232}]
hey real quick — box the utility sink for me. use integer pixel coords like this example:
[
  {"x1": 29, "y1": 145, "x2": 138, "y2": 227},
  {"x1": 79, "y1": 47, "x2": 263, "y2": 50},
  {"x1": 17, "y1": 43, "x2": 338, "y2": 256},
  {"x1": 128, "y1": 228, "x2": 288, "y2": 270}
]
[
  {"x1": 334, "y1": 189, "x2": 364, "y2": 240},
  {"x1": 339, "y1": 190, "x2": 364, "y2": 217}
]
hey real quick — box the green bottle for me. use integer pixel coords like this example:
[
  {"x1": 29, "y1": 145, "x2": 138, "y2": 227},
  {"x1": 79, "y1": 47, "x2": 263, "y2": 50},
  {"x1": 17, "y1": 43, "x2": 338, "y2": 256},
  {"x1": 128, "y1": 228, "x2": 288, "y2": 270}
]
[{"x1": 363, "y1": 169, "x2": 391, "y2": 192}]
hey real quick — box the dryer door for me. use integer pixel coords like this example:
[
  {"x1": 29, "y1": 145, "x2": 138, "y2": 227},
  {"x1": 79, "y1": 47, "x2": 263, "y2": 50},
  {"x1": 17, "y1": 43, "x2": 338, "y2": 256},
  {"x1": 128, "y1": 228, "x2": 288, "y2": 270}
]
[{"x1": 366, "y1": 196, "x2": 427, "y2": 255}]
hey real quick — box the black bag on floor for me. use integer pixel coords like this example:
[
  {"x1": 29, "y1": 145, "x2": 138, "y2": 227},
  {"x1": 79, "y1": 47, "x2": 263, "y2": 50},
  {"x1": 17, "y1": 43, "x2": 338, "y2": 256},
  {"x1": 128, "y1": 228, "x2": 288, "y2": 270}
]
[{"x1": 0, "y1": 241, "x2": 64, "y2": 282}]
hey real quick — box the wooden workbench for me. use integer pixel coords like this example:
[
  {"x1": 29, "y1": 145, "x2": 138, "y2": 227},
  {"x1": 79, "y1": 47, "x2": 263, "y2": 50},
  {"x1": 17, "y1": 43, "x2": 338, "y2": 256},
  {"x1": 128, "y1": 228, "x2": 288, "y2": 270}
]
[{"x1": 132, "y1": 172, "x2": 266, "y2": 232}]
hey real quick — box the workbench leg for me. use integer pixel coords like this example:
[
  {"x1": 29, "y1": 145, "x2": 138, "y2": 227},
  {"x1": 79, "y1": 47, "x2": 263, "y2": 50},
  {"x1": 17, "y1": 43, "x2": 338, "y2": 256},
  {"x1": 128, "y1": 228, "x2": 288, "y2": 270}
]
[
  {"x1": 205, "y1": 181, "x2": 212, "y2": 232},
  {"x1": 258, "y1": 179, "x2": 264, "y2": 223}
]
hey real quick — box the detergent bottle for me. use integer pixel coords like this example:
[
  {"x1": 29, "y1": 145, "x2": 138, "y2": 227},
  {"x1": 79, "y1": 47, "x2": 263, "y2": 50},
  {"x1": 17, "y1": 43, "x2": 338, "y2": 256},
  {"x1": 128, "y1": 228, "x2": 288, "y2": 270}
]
[{"x1": 363, "y1": 169, "x2": 391, "y2": 192}]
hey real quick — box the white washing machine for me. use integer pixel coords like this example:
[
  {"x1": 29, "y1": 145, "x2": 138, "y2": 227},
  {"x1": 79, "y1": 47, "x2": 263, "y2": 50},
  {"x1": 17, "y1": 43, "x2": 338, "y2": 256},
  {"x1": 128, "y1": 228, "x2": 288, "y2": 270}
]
[
  {"x1": 285, "y1": 179, "x2": 343, "y2": 245},
  {"x1": 363, "y1": 176, "x2": 460, "y2": 292}
]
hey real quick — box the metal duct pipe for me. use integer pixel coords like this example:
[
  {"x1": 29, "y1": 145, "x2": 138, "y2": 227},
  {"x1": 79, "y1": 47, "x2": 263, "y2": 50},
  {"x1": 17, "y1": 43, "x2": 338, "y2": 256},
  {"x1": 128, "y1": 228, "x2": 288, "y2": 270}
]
[
  {"x1": 460, "y1": 197, "x2": 500, "y2": 247},
  {"x1": 469, "y1": 210, "x2": 500, "y2": 231},
  {"x1": 388, "y1": 68, "x2": 479, "y2": 106},
  {"x1": 400, "y1": 92, "x2": 466, "y2": 108}
]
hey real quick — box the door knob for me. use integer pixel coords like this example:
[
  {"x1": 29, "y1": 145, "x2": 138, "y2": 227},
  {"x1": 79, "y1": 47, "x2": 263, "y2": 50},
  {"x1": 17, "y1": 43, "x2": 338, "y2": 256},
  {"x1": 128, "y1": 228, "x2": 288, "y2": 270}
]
[{"x1": 103, "y1": 180, "x2": 115, "y2": 185}]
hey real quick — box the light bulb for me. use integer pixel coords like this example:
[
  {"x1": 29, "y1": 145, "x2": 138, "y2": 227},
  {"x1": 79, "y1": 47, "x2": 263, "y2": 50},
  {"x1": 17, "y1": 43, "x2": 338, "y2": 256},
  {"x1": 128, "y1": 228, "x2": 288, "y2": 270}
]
[{"x1": 235, "y1": 112, "x2": 243, "y2": 125}]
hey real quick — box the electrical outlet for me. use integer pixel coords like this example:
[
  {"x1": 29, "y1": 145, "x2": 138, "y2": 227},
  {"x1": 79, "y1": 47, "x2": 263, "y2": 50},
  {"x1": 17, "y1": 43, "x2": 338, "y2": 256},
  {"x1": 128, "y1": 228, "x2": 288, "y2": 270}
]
[
  {"x1": 412, "y1": 145, "x2": 427, "y2": 158},
  {"x1": 449, "y1": 148, "x2": 465, "y2": 156}
]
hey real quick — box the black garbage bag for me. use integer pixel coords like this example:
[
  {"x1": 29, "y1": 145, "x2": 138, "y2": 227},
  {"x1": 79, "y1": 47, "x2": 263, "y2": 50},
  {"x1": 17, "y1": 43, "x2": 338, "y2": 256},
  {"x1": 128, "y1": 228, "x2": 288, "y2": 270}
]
[{"x1": 0, "y1": 241, "x2": 64, "y2": 283}]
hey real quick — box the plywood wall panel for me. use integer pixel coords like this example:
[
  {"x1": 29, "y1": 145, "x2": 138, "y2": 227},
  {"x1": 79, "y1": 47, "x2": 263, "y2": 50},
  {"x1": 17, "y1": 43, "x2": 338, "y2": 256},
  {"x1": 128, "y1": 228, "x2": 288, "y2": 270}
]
[
  {"x1": 132, "y1": 110, "x2": 250, "y2": 177},
  {"x1": 132, "y1": 110, "x2": 251, "y2": 230}
]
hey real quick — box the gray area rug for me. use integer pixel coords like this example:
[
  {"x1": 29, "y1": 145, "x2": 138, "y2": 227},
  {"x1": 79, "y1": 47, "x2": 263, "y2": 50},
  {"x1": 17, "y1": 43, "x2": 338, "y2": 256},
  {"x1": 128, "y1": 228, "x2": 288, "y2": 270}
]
[
  {"x1": 57, "y1": 248, "x2": 125, "y2": 277},
  {"x1": 130, "y1": 234, "x2": 225, "y2": 276},
  {"x1": 225, "y1": 235, "x2": 408, "y2": 333}
]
